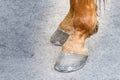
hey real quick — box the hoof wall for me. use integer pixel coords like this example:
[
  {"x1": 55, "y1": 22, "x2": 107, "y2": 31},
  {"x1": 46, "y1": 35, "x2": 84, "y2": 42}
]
[
  {"x1": 54, "y1": 51, "x2": 88, "y2": 73},
  {"x1": 50, "y1": 28, "x2": 69, "y2": 46}
]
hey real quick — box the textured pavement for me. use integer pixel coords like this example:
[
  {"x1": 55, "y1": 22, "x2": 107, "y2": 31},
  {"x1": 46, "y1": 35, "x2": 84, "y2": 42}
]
[{"x1": 0, "y1": 0, "x2": 120, "y2": 80}]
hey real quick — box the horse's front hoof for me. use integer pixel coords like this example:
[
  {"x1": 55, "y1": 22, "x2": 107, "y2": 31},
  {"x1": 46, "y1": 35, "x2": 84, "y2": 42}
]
[
  {"x1": 50, "y1": 28, "x2": 69, "y2": 46},
  {"x1": 54, "y1": 51, "x2": 88, "y2": 73}
]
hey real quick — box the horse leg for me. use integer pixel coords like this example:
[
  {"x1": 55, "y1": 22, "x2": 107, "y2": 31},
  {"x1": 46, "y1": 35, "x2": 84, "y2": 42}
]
[
  {"x1": 50, "y1": 0, "x2": 74, "y2": 46},
  {"x1": 54, "y1": 0, "x2": 98, "y2": 72}
]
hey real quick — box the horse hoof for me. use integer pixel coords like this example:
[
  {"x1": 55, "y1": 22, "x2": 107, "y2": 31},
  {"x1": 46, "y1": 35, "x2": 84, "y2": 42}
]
[
  {"x1": 54, "y1": 51, "x2": 88, "y2": 73},
  {"x1": 50, "y1": 28, "x2": 69, "y2": 46}
]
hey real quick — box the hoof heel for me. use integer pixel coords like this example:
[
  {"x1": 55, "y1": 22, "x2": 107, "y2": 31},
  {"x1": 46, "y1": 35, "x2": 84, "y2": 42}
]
[{"x1": 50, "y1": 28, "x2": 69, "y2": 46}]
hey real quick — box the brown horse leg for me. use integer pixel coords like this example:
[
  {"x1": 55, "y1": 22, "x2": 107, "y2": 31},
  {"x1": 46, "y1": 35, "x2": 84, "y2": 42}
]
[
  {"x1": 58, "y1": 0, "x2": 74, "y2": 32},
  {"x1": 50, "y1": 0, "x2": 74, "y2": 46},
  {"x1": 54, "y1": 0, "x2": 98, "y2": 72}
]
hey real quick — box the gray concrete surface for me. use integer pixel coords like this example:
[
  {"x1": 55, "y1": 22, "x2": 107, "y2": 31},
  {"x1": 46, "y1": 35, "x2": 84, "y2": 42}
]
[{"x1": 0, "y1": 0, "x2": 120, "y2": 80}]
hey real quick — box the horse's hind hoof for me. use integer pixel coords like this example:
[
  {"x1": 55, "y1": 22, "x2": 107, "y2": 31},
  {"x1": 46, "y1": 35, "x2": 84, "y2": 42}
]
[
  {"x1": 50, "y1": 28, "x2": 69, "y2": 46},
  {"x1": 54, "y1": 51, "x2": 88, "y2": 73}
]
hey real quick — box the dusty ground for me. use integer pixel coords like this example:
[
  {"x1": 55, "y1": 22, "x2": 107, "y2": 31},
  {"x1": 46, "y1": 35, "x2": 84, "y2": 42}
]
[{"x1": 0, "y1": 0, "x2": 120, "y2": 80}]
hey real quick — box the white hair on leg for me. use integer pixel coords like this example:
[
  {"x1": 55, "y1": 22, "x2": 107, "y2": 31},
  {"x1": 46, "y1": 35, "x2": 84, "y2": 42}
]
[{"x1": 95, "y1": 0, "x2": 107, "y2": 15}]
